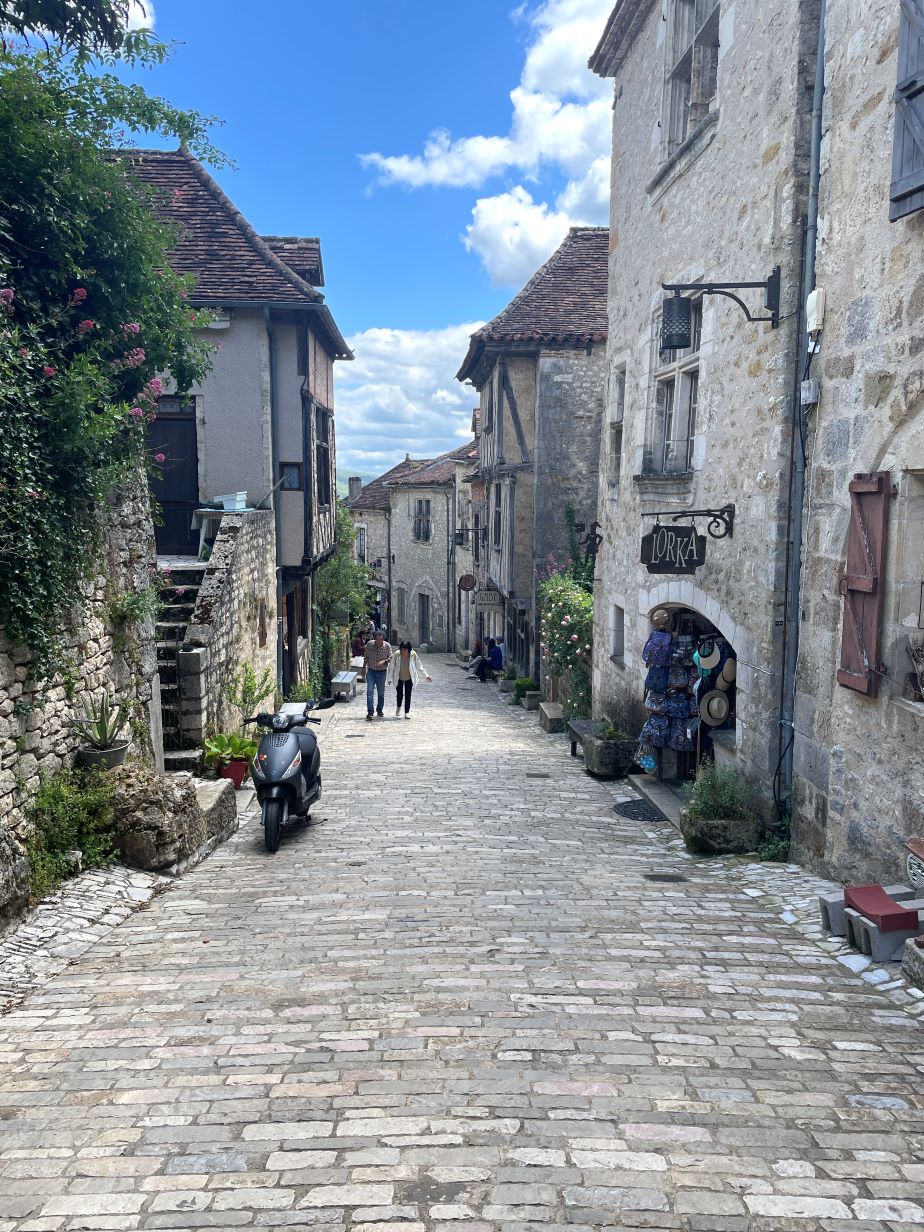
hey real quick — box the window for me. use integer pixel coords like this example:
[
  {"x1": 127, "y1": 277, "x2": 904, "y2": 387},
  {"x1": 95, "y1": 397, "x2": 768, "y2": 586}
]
[
  {"x1": 646, "y1": 299, "x2": 701, "y2": 475},
  {"x1": 890, "y1": 0, "x2": 924, "y2": 221},
  {"x1": 413, "y1": 498, "x2": 431, "y2": 542},
  {"x1": 473, "y1": 512, "x2": 481, "y2": 563},
  {"x1": 315, "y1": 407, "x2": 331, "y2": 507},
  {"x1": 484, "y1": 380, "x2": 494, "y2": 433},
  {"x1": 492, "y1": 485, "x2": 502, "y2": 548},
  {"x1": 609, "y1": 367, "x2": 626, "y2": 484},
  {"x1": 297, "y1": 329, "x2": 308, "y2": 377},
  {"x1": 611, "y1": 604, "x2": 625, "y2": 662},
  {"x1": 280, "y1": 462, "x2": 302, "y2": 491},
  {"x1": 356, "y1": 526, "x2": 366, "y2": 562},
  {"x1": 396, "y1": 586, "x2": 406, "y2": 626},
  {"x1": 664, "y1": 1, "x2": 720, "y2": 156}
]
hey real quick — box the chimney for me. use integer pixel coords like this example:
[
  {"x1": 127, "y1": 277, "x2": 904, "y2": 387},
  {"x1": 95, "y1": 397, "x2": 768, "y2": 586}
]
[{"x1": 348, "y1": 476, "x2": 362, "y2": 502}]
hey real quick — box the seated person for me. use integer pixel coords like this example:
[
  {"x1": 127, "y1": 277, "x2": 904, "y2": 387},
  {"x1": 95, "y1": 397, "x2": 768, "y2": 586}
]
[
  {"x1": 351, "y1": 630, "x2": 367, "y2": 657},
  {"x1": 473, "y1": 638, "x2": 503, "y2": 682},
  {"x1": 464, "y1": 639, "x2": 485, "y2": 671}
]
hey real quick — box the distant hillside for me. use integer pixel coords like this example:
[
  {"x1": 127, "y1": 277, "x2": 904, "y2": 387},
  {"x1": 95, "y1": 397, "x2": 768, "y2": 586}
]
[{"x1": 337, "y1": 471, "x2": 376, "y2": 499}]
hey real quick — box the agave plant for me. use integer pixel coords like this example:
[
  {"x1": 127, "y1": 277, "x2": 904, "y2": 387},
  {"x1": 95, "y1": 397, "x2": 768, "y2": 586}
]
[{"x1": 72, "y1": 694, "x2": 128, "y2": 750}]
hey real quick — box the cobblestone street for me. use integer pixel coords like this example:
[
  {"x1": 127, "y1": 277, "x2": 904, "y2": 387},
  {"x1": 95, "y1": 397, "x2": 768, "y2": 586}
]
[{"x1": 1, "y1": 668, "x2": 923, "y2": 1232}]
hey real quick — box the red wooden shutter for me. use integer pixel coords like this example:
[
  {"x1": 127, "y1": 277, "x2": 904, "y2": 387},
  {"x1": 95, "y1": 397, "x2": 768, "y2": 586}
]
[
  {"x1": 837, "y1": 472, "x2": 892, "y2": 697},
  {"x1": 890, "y1": 0, "x2": 924, "y2": 221}
]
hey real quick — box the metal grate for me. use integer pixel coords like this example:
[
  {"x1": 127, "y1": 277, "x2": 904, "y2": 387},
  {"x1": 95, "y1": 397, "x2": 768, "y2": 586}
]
[
  {"x1": 613, "y1": 800, "x2": 663, "y2": 822},
  {"x1": 268, "y1": 733, "x2": 290, "y2": 747}
]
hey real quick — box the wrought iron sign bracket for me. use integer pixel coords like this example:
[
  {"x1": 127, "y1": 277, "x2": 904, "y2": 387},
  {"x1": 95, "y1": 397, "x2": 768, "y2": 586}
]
[
  {"x1": 649, "y1": 504, "x2": 735, "y2": 540},
  {"x1": 662, "y1": 266, "x2": 781, "y2": 328}
]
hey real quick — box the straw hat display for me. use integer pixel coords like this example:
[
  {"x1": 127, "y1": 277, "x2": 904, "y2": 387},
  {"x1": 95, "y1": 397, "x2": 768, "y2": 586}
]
[
  {"x1": 699, "y1": 689, "x2": 730, "y2": 726},
  {"x1": 697, "y1": 639, "x2": 721, "y2": 669},
  {"x1": 717, "y1": 658, "x2": 737, "y2": 691},
  {"x1": 650, "y1": 609, "x2": 671, "y2": 631}
]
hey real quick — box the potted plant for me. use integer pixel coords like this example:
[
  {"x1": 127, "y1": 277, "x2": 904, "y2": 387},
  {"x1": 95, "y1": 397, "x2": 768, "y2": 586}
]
[
  {"x1": 204, "y1": 732, "x2": 258, "y2": 790},
  {"x1": 72, "y1": 694, "x2": 131, "y2": 769},
  {"x1": 499, "y1": 668, "x2": 517, "y2": 694},
  {"x1": 679, "y1": 762, "x2": 763, "y2": 854},
  {"x1": 583, "y1": 723, "x2": 637, "y2": 778},
  {"x1": 512, "y1": 676, "x2": 538, "y2": 706}
]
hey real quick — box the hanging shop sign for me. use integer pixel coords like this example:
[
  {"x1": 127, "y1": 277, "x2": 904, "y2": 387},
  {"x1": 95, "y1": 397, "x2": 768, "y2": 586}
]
[
  {"x1": 458, "y1": 573, "x2": 477, "y2": 592},
  {"x1": 641, "y1": 525, "x2": 706, "y2": 574},
  {"x1": 640, "y1": 505, "x2": 735, "y2": 576},
  {"x1": 475, "y1": 588, "x2": 505, "y2": 610}
]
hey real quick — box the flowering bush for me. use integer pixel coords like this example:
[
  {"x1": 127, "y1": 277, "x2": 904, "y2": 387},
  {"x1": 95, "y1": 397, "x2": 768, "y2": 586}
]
[
  {"x1": 0, "y1": 38, "x2": 219, "y2": 676},
  {"x1": 538, "y1": 570, "x2": 594, "y2": 719}
]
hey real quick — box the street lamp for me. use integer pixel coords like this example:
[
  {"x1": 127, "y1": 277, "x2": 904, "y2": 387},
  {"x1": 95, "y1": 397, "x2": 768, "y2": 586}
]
[{"x1": 660, "y1": 266, "x2": 781, "y2": 351}]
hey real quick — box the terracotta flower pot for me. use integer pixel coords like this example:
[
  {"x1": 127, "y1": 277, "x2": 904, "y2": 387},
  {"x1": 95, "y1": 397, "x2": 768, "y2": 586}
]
[{"x1": 219, "y1": 758, "x2": 249, "y2": 790}]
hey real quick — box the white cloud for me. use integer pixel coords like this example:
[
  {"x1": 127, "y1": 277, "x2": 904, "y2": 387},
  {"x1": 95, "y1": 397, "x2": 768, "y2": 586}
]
[
  {"x1": 335, "y1": 322, "x2": 485, "y2": 477},
  {"x1": 359, "y1": 0, "x2": 612, "y2": 284},
  {"x1": 126, "y1": 1, "x2": 156, "y2": 31}
]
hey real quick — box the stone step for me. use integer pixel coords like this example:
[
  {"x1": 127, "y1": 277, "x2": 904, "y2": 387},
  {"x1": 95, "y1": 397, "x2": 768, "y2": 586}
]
[
  {"x1": 539, "y1": 701, "x2": 564, "y2": 733},
  {"x1": 163, "y1": 748, "x2": 203, "y2": 773}
]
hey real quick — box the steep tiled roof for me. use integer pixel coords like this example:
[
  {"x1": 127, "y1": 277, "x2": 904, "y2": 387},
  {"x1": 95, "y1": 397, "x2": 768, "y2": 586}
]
[
  {"x1": 263, "y1": 236, "x2": 324, "y2": 287},
  {"x1": 456, "y1": 227, "x2": 609, "y2": 383},
  {"x1": 119, "y1": 149, "x2": 323, "y2": 305},
  {"x1": 346, "y1": 459, "x2": 431, "y2": 512},
  {"x1": 388, "y1": 441, "x2": 478, "y2": 487}
]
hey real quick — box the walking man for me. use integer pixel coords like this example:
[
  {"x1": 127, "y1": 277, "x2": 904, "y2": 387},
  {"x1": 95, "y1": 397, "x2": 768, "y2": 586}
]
[{"x1": 364, "y1": 629, "x2": 392, "y2": 720}]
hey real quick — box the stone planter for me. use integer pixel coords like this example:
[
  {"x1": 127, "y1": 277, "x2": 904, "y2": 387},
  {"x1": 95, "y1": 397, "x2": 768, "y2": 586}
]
[
  {"x1": 522, "y1": 690, "x2": 541, "y2": 711},
  {"x1": 583, "y1": 735, "x2": 636, "y2": 779},
  {"x1": 499, "y1": 678, "x2": 515, "y2": 693},
  {"x1": 77, "y1": 741, "x2": 131, "y2": 770},
  {"x1": 902, "y1": 937, "x2": 924, "y2": 992},
  {"x1": 679, "y1": 806, "x2": 763, "y2": 855}
]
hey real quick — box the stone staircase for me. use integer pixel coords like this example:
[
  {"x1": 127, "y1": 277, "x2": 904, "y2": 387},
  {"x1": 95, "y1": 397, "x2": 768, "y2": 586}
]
[{"x1": 156, "y1": 561, "x2": 206, "y2": 773}]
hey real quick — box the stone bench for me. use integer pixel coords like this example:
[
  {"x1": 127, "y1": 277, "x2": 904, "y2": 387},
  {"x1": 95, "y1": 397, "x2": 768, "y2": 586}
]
[
  {"x1": 331, "y1": 670, "x2": 358, "y2": 701},
  {"x1": 567, "y1": 718, "x2": 605, "y2": 757},
  {"x1": 539, "y1": 701, "x2": 564, "y2": 733}
]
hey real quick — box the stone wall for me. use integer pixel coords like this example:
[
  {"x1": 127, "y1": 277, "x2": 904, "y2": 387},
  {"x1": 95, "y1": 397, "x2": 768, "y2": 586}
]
[
  {"x1": 179, "y1": 510, "x2": 277, "y2": 741},
  {"x1": 790, "y1": 0, "x2": 924, "y2": 883},
  {"x1": 0, "y1": 477, "x2": 160, "y2": 925},
  {"x1": 591, "y1": 0, "x2": 819, "y2": 810},
  {"x1": 390, "y1": 484, "x2": 453, "y2": 652}
]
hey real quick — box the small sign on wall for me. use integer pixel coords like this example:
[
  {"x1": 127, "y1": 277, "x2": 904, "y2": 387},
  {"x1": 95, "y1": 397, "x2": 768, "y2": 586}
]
[{"x1": 640, "y1": 524, "x2": 707, "y2": 574}]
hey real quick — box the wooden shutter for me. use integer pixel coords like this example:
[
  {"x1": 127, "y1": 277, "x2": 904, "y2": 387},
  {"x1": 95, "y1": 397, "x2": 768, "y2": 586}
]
[
  {"x1": 890, "y1": 0, "x2": 924, "y2": 221},
  {"x1": 837, "y1": 472, "x2": 892, "y2": 697}
]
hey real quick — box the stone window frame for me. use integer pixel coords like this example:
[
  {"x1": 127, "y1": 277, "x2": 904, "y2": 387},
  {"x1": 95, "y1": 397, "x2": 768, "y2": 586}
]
[
  {"x1": 396, "y1": 585, "x2": 407, "y2": 627},
  {"x1": 607, "y1": 363, "x2": 627, "y2": 487},
  {"x1": 644, "y1": 296, "x2": 702, "y2": 477},
  {"x1": 886, "y1": 469, "x2": 924, "y2": 711},
  {"x1": 662, "y1": 0, "x2": 721, "y2": 160},
  {"x1": 611, "y1": 603, "x2": 626, "y2": 664},
  {"x1": 413, "y1": 498, "x2": 432, "y2": 542},
  {"x1": 356, "y1": 525, "x2": 367, "y2": 563}
]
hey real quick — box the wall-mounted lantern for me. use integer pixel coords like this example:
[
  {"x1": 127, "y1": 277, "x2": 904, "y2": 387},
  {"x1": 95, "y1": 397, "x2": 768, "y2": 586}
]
[{"x1": 660, "y1": 266, "x2": 781, "y2": 352}]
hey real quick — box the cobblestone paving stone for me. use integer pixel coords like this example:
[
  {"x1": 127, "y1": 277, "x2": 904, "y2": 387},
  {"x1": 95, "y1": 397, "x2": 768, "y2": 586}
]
[{"x1": 1, "y1": 668, "x2": 923, "y2": 1232}]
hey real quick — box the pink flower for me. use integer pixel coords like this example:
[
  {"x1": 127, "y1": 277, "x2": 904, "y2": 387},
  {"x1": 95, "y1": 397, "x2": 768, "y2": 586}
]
[
  {"x1": 0, "y1": 288, "x2": 14, "y2": 304},
  {"x1": 154, "y1": 452, "x2": 166, "y2": 463},
  {"x1": 584, "y1": 644, "x2": 591, "y2": 651},
  {"x1": 18, "y1": 346, "x2": 28, "y2": 357},
  {"x1": 571, "y1": 634, "x2": 579, "y2": 642},
  {"x1": 69, "y1": 287, "x2": 87, "y2": 305},
  {"x1": 129, "y1": 407, "x2": 144, "y2": 419},
  {"x1": 560, "y1": 620, "x2": 567, "y2": 628},
  {"x1": 161, "y1": 566, "x2": 172, "y2": 574},
  {"x1": 121, "y1": 322, "x2": 141, "y2": 336},
  {"x1": 42, "y1": 365, "x2": 56, "y2": 377},
  {"x1": 176, "y1": 587, "x2": 187, "y2": 596},
  {"x1": 76, "y1": 318, "x2": 95, "y2": 335}
]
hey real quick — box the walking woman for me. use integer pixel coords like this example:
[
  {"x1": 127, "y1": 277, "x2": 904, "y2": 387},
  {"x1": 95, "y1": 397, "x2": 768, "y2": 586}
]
[{"x1": 387, "y1": 640, "x2": 432, "y2": 718}]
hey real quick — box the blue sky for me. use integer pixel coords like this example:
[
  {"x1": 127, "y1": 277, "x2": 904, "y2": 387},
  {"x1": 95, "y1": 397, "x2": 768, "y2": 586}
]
[{"x1": 118, "y1": 0, "x2": 613, "y2": 475}]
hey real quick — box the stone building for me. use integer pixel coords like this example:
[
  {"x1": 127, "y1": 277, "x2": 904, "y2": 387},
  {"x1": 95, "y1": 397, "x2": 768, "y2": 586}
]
[
  {"x1": 348, "y1": 443, "x2": 478, "y2": 652},
  {"x1": 124, "y1": 150, "x2": 352, "y2": 693},
  {"x1": 588, "y1": 1, "x2": 818, "y2": 805},
  {"x1": 789, "y1": 0, "x2": 924, "y2": 883},
  {"x1": 457, "y1": 228, "x2": 608, "y2": 678}
]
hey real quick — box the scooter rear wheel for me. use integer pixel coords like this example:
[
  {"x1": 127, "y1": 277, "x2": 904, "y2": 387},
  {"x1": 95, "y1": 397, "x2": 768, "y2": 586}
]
[{"x1": 263, "y1": 800, "x2": 283, "y2": 853}]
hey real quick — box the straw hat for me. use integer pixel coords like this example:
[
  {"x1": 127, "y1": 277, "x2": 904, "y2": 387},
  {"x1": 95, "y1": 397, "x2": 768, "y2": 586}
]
[
  {"x1": 699, "y1": 689, "x2": 730, "y2": 726},
  {"x1": 720, "y1": 657, "x2": 737, "y2": 683},
  {"x1": 651, "y1": 609, "x2": 671, "y2": 631},
  {"x1": 697, "y1": 639, "x2": 721, "y2": 670}
]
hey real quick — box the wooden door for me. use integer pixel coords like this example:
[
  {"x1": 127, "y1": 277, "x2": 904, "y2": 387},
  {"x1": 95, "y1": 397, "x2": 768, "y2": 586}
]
[{"x1": 149, "y1": 400, "x2": 199, "y2": 555}]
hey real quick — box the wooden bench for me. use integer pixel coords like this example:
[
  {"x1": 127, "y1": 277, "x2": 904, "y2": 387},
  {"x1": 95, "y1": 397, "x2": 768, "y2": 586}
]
[
  {"x1": 331, "y1": 670, "x2": 358, "y2": 701},
  {"x1": 567, "y1": 718, "x2": 605, "y2": 757}
]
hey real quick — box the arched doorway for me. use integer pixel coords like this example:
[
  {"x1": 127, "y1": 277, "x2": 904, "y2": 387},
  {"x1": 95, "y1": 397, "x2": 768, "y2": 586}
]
[{"x1": 638, "y1": 602, "x2": 738, "y2": 784}]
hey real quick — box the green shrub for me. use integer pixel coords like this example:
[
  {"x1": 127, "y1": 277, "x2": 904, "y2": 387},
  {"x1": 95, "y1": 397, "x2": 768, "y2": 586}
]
[
  {"x1": 685, "y1": 763, "x2": 751, "y2": 821},
  {"x1": 26, "y1": 769, "x2": 115, "y2": 900},
  {"x1": 513, "y1": 676, "x2": 538, "y2": 704},
  {"x1": 225, "y1": 663, "x2": 275, "y2": 730},
  {"x1": 203, "y1": 732, "x2": 258, "y2": 767}
]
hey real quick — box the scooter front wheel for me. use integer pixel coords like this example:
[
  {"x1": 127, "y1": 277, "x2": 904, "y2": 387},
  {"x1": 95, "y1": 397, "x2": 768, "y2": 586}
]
[{"x1": 263, "y1": 799, "x2": 284, "y2": 853}]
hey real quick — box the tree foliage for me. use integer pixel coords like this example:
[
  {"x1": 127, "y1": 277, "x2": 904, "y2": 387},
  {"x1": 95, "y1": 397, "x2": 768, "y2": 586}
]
[
  {"x1": 0, "y1": 39, "x2": 221, "y2": 675},
  {"x1": 314, "y1": 503, "x2": 371, "y2": 678},
  {"x1": 0, "y1": 0, "x2": 143, "y2": 51}
]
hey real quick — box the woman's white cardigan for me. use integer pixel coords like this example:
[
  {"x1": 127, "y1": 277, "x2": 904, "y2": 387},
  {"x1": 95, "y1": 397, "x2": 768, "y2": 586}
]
[{"x1": 386, "y1": 650, "x2": 430, "y2": 686}]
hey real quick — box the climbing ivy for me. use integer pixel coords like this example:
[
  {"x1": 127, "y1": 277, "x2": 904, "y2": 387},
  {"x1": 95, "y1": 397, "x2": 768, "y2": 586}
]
[{"x1": 0, "y1": 38, "x2": 221, "y2": 676}]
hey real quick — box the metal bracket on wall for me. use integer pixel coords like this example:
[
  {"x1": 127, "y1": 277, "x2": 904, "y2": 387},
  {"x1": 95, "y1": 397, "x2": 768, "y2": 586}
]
[
  {"x1": 648, "y1": 504, "x2": 735, "y2": 539},
  {"x1": 663, "y1": 266, "x2": 781, "y2": 327}
]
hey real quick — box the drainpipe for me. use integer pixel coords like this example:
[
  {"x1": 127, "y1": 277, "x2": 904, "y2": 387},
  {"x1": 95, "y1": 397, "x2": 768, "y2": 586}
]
[
  {"x1": 778, "y1": 0, "x2": 826, "y2": 816},
  {"x1": 446, "y1": 486, "x2": 454, "y2": 653},
  {"x1": 263, "y1": 307, "x2": 284, "y2": 691},
  {"x1": 386, "y1": 509, "x2": 393, "y2": 641}
]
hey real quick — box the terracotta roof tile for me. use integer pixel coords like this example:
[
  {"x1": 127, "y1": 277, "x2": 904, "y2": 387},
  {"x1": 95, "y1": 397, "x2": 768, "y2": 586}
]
[
  {"x1": 346, "y1": 459, "x2": 431, "y2": 511},
  {"x1": 457, "y1": 227, "x2": 609, "y2": 382},
  {"x1": 388, "y1": 441, "x2": 478, "y2": 487},
  {"x1": 263, "y1": 236, "x2": 324, "y2": 287},
  {"x1": 118, "y1": 148, "x2": 322, "y2": 305}
]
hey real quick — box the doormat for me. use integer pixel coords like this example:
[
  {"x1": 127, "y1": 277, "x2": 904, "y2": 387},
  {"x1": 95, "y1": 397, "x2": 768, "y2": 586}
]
[
  {"x1": 613, "y1": 799, "x2": 663, "y2": 822},
  {"x1": 643, "y1": 872, "x2": 689, "y2": 883}
]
